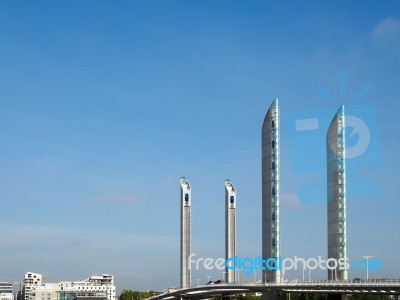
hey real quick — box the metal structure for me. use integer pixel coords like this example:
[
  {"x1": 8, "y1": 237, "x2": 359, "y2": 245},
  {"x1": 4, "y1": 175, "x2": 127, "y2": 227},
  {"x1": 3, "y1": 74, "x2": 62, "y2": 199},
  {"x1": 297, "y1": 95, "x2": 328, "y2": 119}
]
[
  {"x1": 180, "y1": 177, "x2": 192, "y2": 288},
  {"x1": 262, "y1": 99, "x2": 280, "y2": 283},
  {"x1": 327, "y1": 106, "x2": 347, "y2": 281},
  {"x1": 147, "y1": 281, "x2": 400, "y2": 300},
  {"x1": 225, "y1": 179, "x2": 237, "y2": 283}
]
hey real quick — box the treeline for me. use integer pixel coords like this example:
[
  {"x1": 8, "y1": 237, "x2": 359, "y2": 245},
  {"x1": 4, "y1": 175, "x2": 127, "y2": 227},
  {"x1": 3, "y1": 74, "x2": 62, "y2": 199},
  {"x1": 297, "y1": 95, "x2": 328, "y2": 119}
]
[
  {"x1": 287, "y1": 294, "x2": 394, "y2": 300},
  {"x1": 119, "y1": 290, "x2": 157, "y2": 300}
]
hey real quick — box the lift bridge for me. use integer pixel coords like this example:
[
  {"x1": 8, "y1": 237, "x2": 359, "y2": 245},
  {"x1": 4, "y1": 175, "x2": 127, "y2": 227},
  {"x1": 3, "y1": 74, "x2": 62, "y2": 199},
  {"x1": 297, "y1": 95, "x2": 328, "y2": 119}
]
[
  {"x1": 147, "y1": 281, "x2": 400, "y2": 300},
  {"x1": 153, "y1": 101, "x2": 398, "y2": 300}
]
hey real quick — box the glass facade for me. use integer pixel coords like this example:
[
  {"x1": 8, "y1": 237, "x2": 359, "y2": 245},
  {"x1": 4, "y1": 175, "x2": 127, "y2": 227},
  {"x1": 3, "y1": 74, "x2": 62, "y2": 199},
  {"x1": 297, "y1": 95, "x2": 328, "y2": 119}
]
[{"x1": 59, "y1": 293, "x2": 76, "y2": 300}]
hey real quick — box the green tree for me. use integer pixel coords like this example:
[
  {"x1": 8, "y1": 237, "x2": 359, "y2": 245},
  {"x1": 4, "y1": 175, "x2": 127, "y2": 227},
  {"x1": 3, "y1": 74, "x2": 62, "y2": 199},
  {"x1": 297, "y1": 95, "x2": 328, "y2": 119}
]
[
  {"x1": 119, "y1": 290, "x2": 158, "y2": 300},
  {"x1": 119, "y1": 290, "x2": 141, "y2": 300},
  {"x1": 348, "y1": 295, "x2": 394, "y2": 300}
]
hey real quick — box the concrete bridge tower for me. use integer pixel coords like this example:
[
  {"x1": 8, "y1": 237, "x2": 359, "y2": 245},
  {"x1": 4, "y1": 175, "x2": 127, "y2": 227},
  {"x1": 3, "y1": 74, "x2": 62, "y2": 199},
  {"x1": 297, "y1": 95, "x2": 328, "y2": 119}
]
[
  {"x1": 180, "y1": 177, "x2": 191, "y2": 288},
  {"x1": 327, "y1": 106, "x2": 348, "y2": 281},
  {"x1": 225, "y1": 179, "x2": 237, "y2": 283},
  {"x1": 262, "y1": 99, "x2": 281, "y2": 284}
]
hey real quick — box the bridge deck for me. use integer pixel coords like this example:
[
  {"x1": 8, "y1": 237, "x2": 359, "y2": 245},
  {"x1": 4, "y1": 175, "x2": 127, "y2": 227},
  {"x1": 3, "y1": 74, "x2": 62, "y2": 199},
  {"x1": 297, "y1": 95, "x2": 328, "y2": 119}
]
[{"x1": 147, "y1": 281, "x2": 400, "y2": 300}]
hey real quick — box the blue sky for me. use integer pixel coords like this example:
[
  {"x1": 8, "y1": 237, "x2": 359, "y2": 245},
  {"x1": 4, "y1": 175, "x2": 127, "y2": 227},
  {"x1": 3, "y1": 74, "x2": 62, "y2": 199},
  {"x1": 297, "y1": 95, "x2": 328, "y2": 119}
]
[{"x1": 0, "y1": 0, "x2": 399, "y2": 292}]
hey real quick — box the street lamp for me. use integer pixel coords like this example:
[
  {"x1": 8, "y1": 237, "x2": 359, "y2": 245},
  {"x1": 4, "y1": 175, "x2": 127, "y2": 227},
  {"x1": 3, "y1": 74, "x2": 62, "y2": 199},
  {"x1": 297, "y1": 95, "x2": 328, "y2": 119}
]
[
  {"x1": 362, "y1": 256, "x2": 373, "y2": 281},
  {"x1": 206, "y1": 275, "x2": 212, "y2": 283},
  {"x1": 221, "y1": 271, "x2": 227, "y2": 282}
]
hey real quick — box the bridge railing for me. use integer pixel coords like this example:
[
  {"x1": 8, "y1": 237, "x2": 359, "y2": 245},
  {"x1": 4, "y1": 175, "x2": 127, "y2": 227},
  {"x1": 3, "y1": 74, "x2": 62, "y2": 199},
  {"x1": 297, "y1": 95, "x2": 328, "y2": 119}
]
[
  {"x1": 146, "y1": 280, "x2": 400, "y2": 300},
  {"x1": 239, "y1": 280, "x2": 400, "y2": 286},
  {"x1": 192, "y1": 279, "x2": 400, "y2": 288}
]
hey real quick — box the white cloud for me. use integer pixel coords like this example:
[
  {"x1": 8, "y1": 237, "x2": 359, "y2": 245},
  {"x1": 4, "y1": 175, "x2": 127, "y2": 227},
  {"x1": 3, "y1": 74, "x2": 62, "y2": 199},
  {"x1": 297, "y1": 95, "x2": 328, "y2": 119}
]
[{"x1": 370, "y1": 16, "x2": 400, "y2": 51}]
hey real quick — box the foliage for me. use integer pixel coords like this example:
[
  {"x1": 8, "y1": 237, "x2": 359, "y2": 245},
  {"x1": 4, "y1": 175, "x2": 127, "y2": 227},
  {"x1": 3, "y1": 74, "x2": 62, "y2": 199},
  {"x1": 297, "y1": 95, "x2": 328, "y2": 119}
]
[
  {"x1": 119, "y1": 290, "x2": 157, "y2": 300},
  {"x1": 236, "y1": 294, "x2": 262, "y2": 300},
  {"x1": 348, "y1": 295, "x2": 394, "y2": 300},
  {"x1": 285, "y1": 293, "x2": 394, "y2": 300}
]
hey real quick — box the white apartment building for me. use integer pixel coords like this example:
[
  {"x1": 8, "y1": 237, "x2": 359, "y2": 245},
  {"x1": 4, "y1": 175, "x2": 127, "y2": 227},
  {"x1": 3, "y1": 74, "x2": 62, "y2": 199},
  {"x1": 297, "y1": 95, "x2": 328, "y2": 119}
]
[
  {"x1": 0, "y1": 282, "x2": 13, "y2": 300},
  {"x1": 73, "y1": 274, "x2": 115, "y2": 300},
  {"x1": 20, "y1": 274, "x2": 115, "y2": 300},
  {"x1": 20, "y1": 272, "x2": 43, "y2": 300}
]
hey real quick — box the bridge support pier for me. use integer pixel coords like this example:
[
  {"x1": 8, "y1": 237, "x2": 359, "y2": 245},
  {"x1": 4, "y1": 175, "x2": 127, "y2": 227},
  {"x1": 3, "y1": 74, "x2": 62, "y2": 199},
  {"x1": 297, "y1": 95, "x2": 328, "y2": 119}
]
[{"x1": 263, "y1": 291, "x2": 284, "y2": 300}]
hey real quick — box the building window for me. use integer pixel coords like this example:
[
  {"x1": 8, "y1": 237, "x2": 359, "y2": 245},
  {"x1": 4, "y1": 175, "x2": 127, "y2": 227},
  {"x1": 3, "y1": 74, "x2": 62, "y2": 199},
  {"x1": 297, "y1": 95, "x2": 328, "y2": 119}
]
[
  {"x1": 230, "y1": 196, "x2": 234, "y2": 204},
  {"x1": 185, "y1": 194, "x2": 189, "y2": 202}
]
